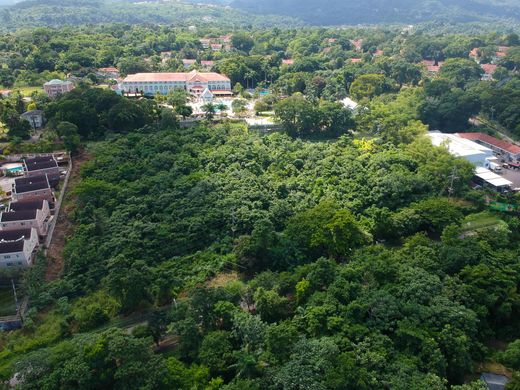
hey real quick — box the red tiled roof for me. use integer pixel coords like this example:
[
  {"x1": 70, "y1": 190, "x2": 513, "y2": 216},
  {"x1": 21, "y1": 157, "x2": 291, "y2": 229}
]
[
  {"x1": 350, "y1": 58, "x2": 362, "y2": 63},
  {"x1": 457, "y1": 132, "x2": 520, "y2": 155},
  {"x1": 469, "y1": 48, "x2": 479, "y2": 57},
  {"x1": 282, "y1": 59, "x2": 294, "y2": 65},
  {"x1": 495, "y1": 52, "x2": 507, "y2": 58},
  {"x1": 350, "y1": 39, "x2": 363, "y2": 50},
  {"x1": 374, "y1": 49, "x2": 384, "y2": 56},
  {"x1": 422, "y1": 60, "x2": 443, "y2": 73},
  {"x1": 201, "y1": 61, "x2": 214, "y2": 66},
  {"x1": 123, "y1": 71, "x2": 230, "y2": 83},
  {"x1": 481, "y1": 64, "x2": 497, "y2": 74}
]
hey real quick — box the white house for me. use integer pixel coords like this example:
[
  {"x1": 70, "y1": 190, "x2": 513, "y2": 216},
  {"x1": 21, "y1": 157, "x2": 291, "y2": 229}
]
[
  {"x1": 43, "y1": 79, "x2": 74, "y2": 97},
  {"x1": 201, "y1": 88, "x2": 214, "y2": 103},
  {"x1": 1, "y1": 199, "x2": 51, "y2": 237},
  {"x1": 20, "y1": 110, "x2": 44, "y2": 129},
  {"x1": 0, "y1": 228, "x2": 39, "y2": 268}
]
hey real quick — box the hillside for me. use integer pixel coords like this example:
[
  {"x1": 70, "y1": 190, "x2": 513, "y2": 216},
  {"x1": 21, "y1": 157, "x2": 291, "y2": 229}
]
[
  {"x1": 0, "y1": 0, "x2": 300, "y2": 30},
  {"x1": 231, "y1": 0, "x2": 520, "y2": 25}
]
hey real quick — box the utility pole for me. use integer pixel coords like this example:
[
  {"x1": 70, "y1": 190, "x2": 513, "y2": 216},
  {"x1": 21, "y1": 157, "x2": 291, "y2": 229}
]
[
  {"x1": 447, "y1": 167, "x2": 459, "y2": 198},
  {"x1": 11, "y1": 278, "x2": 19, "y2": 316}
]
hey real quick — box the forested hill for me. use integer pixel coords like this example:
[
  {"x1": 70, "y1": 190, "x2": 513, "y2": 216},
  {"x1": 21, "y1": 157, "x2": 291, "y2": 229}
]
[
  {"x1": 231, "y1": 0, "x2": 520, "y2": 25},
  {"x1": 0, "y1": 0, "x2": 300, "y2": 30}
]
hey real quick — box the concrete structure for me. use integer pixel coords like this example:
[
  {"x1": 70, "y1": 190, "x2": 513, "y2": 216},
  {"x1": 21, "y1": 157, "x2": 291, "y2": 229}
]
[
  {"x1": 474, "y1": 167, "x2": 512, "y2": 193},
  {"x1": 97, "y1": 67, "x2": 120, "y2": 78},
  {"x1": 20, "y1": 110, "x2": 44, "y2": 129},
  {"x1": 121, "y1": 70, "x2": 232, "y2": 97},
  {"x1": 457, "y1": 133, "x2": 520, "y2": 162},
  {"x1": 201, "y1": 88, "x2": 214, "y2": 103},
  {"x1": 12, "y1": 175, "x2": 54, "y2": 203},
  {"x1": 43, "y1": 79, "x2": 74, "y2": 97},
  {"x1": 480, "y1": 373, "x2": 509, "y2": 390},
  {"x1": 428, "y1": 131, "x2": 494, "y2": 166},
  {"x1": 0, "y1": 228, "x2": 39, "y2": 268},
  {"x1": 23, "y1": 156, "x2": 59, "y2": 178},
  {"x1": 201, "y1": 60, "x2": 215, "y2": 70},
  {"x1": 0, "y1": 199, "x2": 51, "y2": 236},
  {"x1": 182, "y1": 59, "x2": 197, "y2": 69}
]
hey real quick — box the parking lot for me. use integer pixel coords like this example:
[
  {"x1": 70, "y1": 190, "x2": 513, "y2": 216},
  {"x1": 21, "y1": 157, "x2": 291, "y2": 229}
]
[{"x1": 500, "y1": 167, "x2": 520, "y2": 190}]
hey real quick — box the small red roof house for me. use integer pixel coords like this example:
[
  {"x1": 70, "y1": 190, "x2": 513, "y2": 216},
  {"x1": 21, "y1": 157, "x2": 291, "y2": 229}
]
[
  {"x1": 211, "y1": 44, "x2": 223, "y2": 51},
  {"x1": 422, "y1": 60, "x2": 444, "y2": 73},
  {"x1": 481, "y1": 64, "x2": 497, "y2": 80},
  {"x1": 469, "y1": 48, "x2": 480, "y2": 60},
  {"x1": 327, "y1": 38, "x2": 337, "y2": 44},
  {"x1": 350, "y1": 39, "x2": 363, "y2": 51},
  {"x1": 374, "y1": 49, "x2": 384, "y2": 57},
  {"x1": 495, "y1": 51, "x2": 507, "y2": 59},
  {"x1": 497, "y1": 46, "x2": 510, "y2": 53},
  {"x1": 200, "y1": 38, "x2": 211, "y2": 48},
  {"x1": 349, "y1": 58, "x2": 362, "y2": 63},
  {"x1": 182, "y1": 59, "x2": 197, "y2": 68},
  {"x1": 220, "y1": 35, "x2": 232, "y2": 43},
  {"x1": 457, "y1": 132, "x2": 520, "y2": 161},
  {"x1": 282, "y1": 59, "x2": 294, "y2": 66},
  {"x1": 201, "y1": 60, "x2": 215, "y2": 69}
]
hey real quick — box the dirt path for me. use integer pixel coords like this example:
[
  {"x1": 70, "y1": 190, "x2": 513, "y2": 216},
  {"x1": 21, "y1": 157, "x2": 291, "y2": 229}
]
[{"x1": 45, "y1": 151, "x2": 90, "y2": 281}]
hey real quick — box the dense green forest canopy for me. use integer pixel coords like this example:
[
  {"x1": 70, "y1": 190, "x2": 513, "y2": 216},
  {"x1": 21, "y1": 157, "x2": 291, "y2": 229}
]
[
  {"x1": 2, "y1": 19, "x2": 520, "y2": 390},
  {"x1": 3, "y1": 121, "x2": 520, "y2": 389}
]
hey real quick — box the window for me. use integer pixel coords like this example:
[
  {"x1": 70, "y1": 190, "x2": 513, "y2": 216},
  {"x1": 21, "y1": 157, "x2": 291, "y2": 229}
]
[
  {"x1": 6, "y1": 262, "x2": 12, "y2": 266},
  {"x1": 4, "y1": 255, "x2": 10, "y2": 259}
]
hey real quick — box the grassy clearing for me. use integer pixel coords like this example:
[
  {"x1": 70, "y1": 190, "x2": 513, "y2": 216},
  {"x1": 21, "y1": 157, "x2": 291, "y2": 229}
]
[
  {"x1": 13, "y1": 86, "x2": 43, "y2": 97},
  {"x1": 0, "y1": 286, "x2": 16, "y2": 317}
]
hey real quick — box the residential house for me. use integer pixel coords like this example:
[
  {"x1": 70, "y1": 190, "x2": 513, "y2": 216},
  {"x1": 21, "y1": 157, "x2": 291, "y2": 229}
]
[
  {"x1": 350, "y1": 58, "x2": 362, "y2": 63},
  {"x1": 481, "y1": 64, "x2": 498, "y2": 81},
  {"x1": 182, "y1": 59, "x2": 197, "y2": 69},
  {"x1": 23, "y1": 156, "x2": 59, "y2": 178},
  {"x1": 12, "y1": 175, "x2": 54, "y2": 203},
  {"x1": 97, "y1": 67, "x2": 120, "y2": 78},
  {"x1": 350, "y1": 39, "x2": 363, "y2": 51},
  {"x1": 469, "y1": 47, "x2": 480, "y2": 62},
  {"x1": 0, "y1": 228, "x2": 39, "y2": 268},
  {"x1": 0, "y1": 90, "x2": 11, "y2": 98},
  {"x1": 0, "y1": 198, "x2": 51, "y2": 237},
  {"x1": 422, "y1": 60, "x2": 444, "y2": 74},
  {"x1": 201, "y1": 60, "x2": 215, "y2": 70},
  {"x1": 211, "y1": 44, "x2": 223, "y2": 51},
  {"x1": 20, "y1": 110, "x2": 44, "y2": 129},
  {"x1": 282, "y1": 59, "x2": 294, "y2": 66},
  {"x1": 200, "y1": 38, "x2": 211, "y2": 49},
  {"x1": 43, "y1": 79, "x2": 74, "y2": 97},
  {"x1": 121, "y1": 70, "x2": 232, "y2": 97},
  {"x1": 374, "y1": 49, "x2": 384, "y2": 57}
]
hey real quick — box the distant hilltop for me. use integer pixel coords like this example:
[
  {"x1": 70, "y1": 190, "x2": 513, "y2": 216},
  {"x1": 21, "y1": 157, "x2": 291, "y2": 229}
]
[{"x1": 230, "y1": 0, "x2": 520, "y2": 25}]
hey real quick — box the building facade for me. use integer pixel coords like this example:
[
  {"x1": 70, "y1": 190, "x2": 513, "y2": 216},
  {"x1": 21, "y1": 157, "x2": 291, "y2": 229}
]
[
  {"x1": 0, "y1": 199, "x2": 51, "y2": 236},
  {"x1": 43, "y1": 79, "x2": 74, "y2": 97},
  {"x1": 23, "y1": 156, "x2": 60, "y2": 178},
  {"x1": 0, "y1": 228, "x2": 39, "y2": 268},
  {"x1": 121, "y1": 71, "x2": 232, "y2": 97}
]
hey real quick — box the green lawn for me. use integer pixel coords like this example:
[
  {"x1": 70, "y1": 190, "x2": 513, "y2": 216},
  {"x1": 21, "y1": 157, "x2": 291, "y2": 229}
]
[
  {"x1": 460, "y1": 212, "x2": 507, "y2": 234},
  {"x1": 0, "y1": 286, "x2": 16, "y2": 317},
  {"x1": 13, "y1": 86, "x2": 43, "y2": 97}
]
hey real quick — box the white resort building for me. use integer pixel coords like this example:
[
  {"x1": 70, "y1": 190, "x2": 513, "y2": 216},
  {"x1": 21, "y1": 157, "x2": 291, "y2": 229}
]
[{"x1": 121, "y1": 70, "x2": 232, "y2": 97}]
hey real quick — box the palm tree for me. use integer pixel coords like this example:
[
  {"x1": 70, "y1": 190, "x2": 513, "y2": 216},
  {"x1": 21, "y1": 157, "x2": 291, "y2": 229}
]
[{"x1": 202, "y1": 103, "x2": 216, "y2": 120}]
